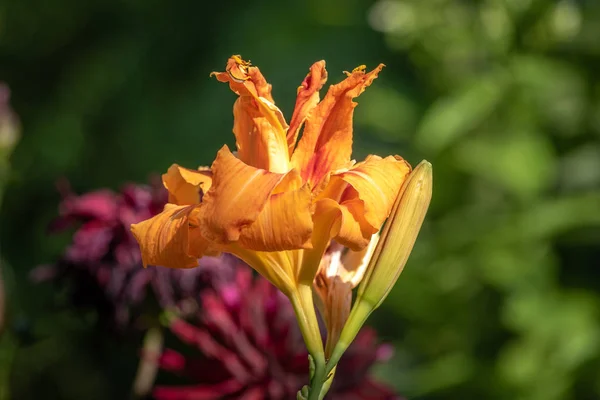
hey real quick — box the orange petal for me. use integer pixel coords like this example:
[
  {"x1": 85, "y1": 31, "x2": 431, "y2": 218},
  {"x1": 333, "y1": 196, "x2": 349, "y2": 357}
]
[
  {"x1": 238, "y1": 184, "x2": 313, "y2": 251},
  {"x1": 131, "y1": 204, "x2": 203, "y2": 269},
  {"x1": 162, "y1": 164, "x2": 212, "y2": 205},
  {"x1": 213, "y1": 56, "x2": 290, "y2": 173},
  {"x1": 291, "y1": 64, "x2": 385, "y2": 187},
  {"x1": 232, "y1": 96, "x2": 290, "y2": 173},
  {"x1": 211, "y1": 55, "x2": 273, "y2": 101},
  {"x1": 199, "y1": 146, "x2": 293, "y2": 244},
  {"x1": 313, "y1": 198, "x2": 372, "y2": 251},
  {"x1": 335, "y1": 155, "x2": 411, "y2": 232},
  {"x1": 287, "y1": 61, "x2": 328, "y2": 153},
  {"x1": 313, "y1": 155, "x2": 410, "y2": 249},
  {"x1": 187, "y1": 207, "x2": 222, "y2": 258}
]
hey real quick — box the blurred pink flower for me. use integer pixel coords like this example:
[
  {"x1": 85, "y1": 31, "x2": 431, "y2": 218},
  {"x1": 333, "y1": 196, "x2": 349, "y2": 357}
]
[
  {"x1": 32, "y1": 180, "x2": 222, "y2": 329},
  {"x1": 153, "y1": 266, "x2": 400, "y2": 400}
]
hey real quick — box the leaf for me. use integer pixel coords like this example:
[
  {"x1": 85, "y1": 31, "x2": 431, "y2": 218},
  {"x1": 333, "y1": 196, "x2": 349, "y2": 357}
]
[{"x1": 415, "y1": 69, "x2": 508, "y2": 154}]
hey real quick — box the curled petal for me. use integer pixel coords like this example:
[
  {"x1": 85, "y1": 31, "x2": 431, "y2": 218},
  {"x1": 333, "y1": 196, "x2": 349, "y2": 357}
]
[
  {"x1": 335, "y1": 155, "x2": 411, "y2": 231},
  {"x1": 287, "y1": 60, "x2": 328, "y2": 153},
  {"x1": 315, "y1": 155, "x2": 410, "y2": 249},
  {"x1": 199, "y1": 146, "x2": 292, "y2": 244},
  {"x1": 187, "y1": 208, "x2": 221, "y2": 258},
  {"x1": 232, "y1": 96, "x2": 290, "y2": 173},
  {"x1": 131, "y1": 204, "x2": 204, "y2": 269},
  {"x1": 313, "y1": 198, "x2": 372, "y2": 251},
  {"x1": 211, "y1": 55, "x2": 273, "y2": 101},
  {"x1": 238, "y1": 184, "x2": 313, "y2": 251},
  {"x1": 213, "y1": 56, "x2": 290, "y2": 173},
  {"x1": 162, "y1": 164, "x2": 212, "y2": 205},
  {"x1": 291, "y1": 64, "x2": 385, "y2": 186},
  {"x1": 334, "y1": 198, "x2": 373, "y2": 250}
]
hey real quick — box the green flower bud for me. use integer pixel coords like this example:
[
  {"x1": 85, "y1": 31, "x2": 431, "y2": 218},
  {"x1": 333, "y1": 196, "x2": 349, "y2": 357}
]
[
  {"x1": 357, "y1": 160, "x2": 432, "y2": 308},
  {"x1": 326, "y1": 160, "x2": 432, "y2": 372}
]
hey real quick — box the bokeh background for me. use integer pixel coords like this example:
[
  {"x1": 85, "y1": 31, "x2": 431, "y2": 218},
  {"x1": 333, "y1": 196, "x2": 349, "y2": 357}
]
[{"x1": 2, "y1": 0, "x2": 600, "y2": 398}]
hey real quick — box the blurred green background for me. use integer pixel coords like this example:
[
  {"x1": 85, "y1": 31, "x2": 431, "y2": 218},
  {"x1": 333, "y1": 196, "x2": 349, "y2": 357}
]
[{"x1": 2, "y1": 0, "x2": 600, "y2": 398}]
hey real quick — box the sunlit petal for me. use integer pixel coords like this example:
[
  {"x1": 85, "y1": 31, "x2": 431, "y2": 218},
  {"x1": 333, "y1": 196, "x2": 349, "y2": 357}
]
[
  {"x1": 313, "y1": 198, "x2": 372, "y2": 251},
  {"x1": 336, "y1": 155, "x2": 411, "y2": 231},
  {"x1": 238, "y1": 184, "x2": 313, "y2": 251},
  {"x1": 213, "y1": 56, "x2": 290, "y2": 173},
  {"x1": 291, "y1": 64, "x2": 385, "y2": 186},
  {"x1": 287, "y1": 61, "x2": 328, "y2": 153},
  {"x1": 162, "y1": 164, "x2": 212, "y2": 205},
  {"x1": 131, "y1": 204, "x2": 202, "y2": 269},
  {"x1": 199, "y1": 146, "x2": 293, "y2": 244},
  {"x1": 211, "y1": 55, "x2": 273, "y2": 101}
]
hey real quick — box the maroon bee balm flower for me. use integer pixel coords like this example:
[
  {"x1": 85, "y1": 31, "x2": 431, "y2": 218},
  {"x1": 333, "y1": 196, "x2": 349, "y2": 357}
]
[
  {"x1": 152, "y1": 267, "x2": 400, "y2": 400},
  {"x1": 32, "y1": 180, "x2": 216, "y2": 329}
]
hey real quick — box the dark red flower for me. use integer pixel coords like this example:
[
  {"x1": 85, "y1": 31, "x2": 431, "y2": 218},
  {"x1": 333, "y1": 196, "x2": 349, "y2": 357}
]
[
  {"x1": 31, "y1": 180, "x2": 222, "y2": 329},
  {"x1": 153, "y1": 266, "x2": 399, "y2": 400}
]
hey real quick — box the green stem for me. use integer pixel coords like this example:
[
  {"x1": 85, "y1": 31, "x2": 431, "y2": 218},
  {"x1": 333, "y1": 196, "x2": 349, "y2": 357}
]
[
  {"x1": 326, "y1": 298, "x2": 373, "y2": 376},
  {"x1": 309, "y1": 357, "x2": 327, "y2": 400},
  {"x1": 317, "y1": 365, "x2": 336, "y2": 400},
  {"x1": 289, "y1": 284, "x2": 328, "y2": 400}
]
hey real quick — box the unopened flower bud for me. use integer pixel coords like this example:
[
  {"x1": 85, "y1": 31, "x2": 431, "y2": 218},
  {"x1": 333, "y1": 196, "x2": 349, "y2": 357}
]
[
  {"x1": 327, "y1": 160, "x2": 432, "y2": 372},
  {"x1": 357, "y1": 160, "x2": 432, "y2": 308}
]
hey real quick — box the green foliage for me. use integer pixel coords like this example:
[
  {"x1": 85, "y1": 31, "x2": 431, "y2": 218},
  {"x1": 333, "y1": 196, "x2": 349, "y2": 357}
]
[
  {"x1": 365, "y1": 0, "x2": 600, "y2": 398},
  {"x1": 1, "y1": 0, "x2": 599, "y2": 399}
]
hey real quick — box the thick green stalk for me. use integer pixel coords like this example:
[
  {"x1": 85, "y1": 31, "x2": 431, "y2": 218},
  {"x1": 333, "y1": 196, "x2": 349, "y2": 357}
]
[
  {"x1": 290, "y1": 283, "x2": 328, "y2": 400},
  {"x1": 308, "y1": 357, "x2": 327, "y2": 400}
]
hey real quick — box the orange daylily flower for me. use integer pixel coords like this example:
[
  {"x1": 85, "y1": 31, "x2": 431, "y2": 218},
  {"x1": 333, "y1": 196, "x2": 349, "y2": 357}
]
[{"x1": 131, "y1": 55, "x2": 411, "y2": 296}]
